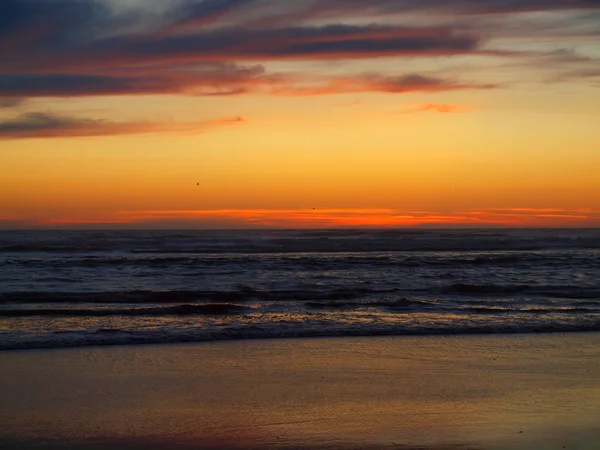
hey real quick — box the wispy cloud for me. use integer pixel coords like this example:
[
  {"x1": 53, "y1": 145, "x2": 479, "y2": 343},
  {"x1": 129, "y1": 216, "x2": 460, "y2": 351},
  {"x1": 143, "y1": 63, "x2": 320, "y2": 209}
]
[
  {"x1": 0, "y1": 97, "x2": 26, "y2": 108},
  {"x1": 0, "y1": 112, "x2": 244, "y2": 139},
  {"x1": 2, "y1": 8, "x2": 483, "y2": 72},
  {"x1": 0, "y1": 71, "x2": 493, "y2": 98},
  {"x1": 19, "y1": 207, "x2": 600, "y2": 229},
  {"x1": 272, "y1": 74, "x2": 494, "y2": 96},
  {"x1": 0, "y1": 63, "x2": 268, "y2": 97},
  {"x1": 398, "y1": 103, "x2": 471, "y2": 114},
  {"x1": 247, "y1": 0, "x2": 600, "y2": 21}
]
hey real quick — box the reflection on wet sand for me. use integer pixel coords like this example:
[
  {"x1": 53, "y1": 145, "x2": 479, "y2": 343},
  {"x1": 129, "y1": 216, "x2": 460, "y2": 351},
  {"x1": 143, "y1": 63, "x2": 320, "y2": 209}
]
[{"x1": 1, "y1": 334, "x2": 599, "y2": 449}]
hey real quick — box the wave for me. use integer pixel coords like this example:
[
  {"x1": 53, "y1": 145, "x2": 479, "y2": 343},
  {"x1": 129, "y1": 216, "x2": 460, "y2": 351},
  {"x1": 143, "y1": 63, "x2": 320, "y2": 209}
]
[
  {"x1": 0, "y1": 303, "x2": 251, "y2": 317},
  {"x1": 467, "y1": 306, "x2": 595, "y2": 314},
  {"x1": 5, "y1": 251, "x2": 599, "y2": 276},
  {"x1": 305, "y1": 298, "x2": 430, "y2": 310},
  {"x1": 2, "y1": 229, "x2": 600, "y2": 254},
  {"x1": 443, "y1": 284, "x2": 600, "y2": 299},
  {"x1": 3, "y1": 322, "x2": 600, "y2": 351},
  {"x1": 4, "y1": 297, "x2": 597, "y2": 318},
  {"x1": 444, "y1": 284, "x2": 528, "y2": 295},
  {"x1": 0, "y1": 244, "x2": 109, "y2": 253},
  {"x1": 2, "y1": 282, "x2": 600, "y2": 306},
  {"x1": 0, "y1": 287, "x2": 402, "y2": 304}
]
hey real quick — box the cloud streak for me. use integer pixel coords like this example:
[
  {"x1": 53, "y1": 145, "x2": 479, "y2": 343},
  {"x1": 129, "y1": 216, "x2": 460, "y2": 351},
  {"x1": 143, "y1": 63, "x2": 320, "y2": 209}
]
[
  {"x1": 0, "y1": 0, "x2": 598, "y2": 101},
  {"x1": 0, "y1": 63, "x2": 268, "y2": 97},
  {"x1": 2, "y1": 24, "x2": 481, "y2": 73},
  {"x1": 0, "y1": 71, "x2": 494, "y2": 98},
  {"x1": 272, "y1": 74, "x2": 494, "y2": 96},
  {"x1": 0, "y1": 112, "x2": 244, "y2": 139},
  {"x1": 16, "y1": 207, "x2": 599, "y2": 229},
  {"x1": 398, "y1": 103, "x2": 471, "y2": 114},
  {"x1": 0, "y1": 97, "x2": 25, "y2": 108},
  {"x1": 0, "y1": 0, "x2": 488, "y2": 102}
]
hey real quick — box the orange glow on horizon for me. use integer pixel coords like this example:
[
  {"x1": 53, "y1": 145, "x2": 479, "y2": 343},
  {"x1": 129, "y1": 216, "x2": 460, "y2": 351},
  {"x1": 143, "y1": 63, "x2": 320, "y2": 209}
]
[{"x1": 9, "y1": 208, "x2": 597, "y2": 229}]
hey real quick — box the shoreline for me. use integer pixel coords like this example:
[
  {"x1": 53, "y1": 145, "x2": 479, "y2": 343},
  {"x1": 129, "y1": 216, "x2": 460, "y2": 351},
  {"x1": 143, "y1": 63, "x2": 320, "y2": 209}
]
[
  {"x1": 4, "y1": 328, "x2": 600, "y2": 352},
  {"x1": 2, "y1": 333, "x2": 599, "y2": 449}
]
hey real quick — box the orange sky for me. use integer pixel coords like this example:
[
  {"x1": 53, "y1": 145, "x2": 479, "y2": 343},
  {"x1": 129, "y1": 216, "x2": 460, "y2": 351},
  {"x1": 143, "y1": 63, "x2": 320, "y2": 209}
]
[{"x1": 1, "y1": 0, "x2": 599, "y2": 228}]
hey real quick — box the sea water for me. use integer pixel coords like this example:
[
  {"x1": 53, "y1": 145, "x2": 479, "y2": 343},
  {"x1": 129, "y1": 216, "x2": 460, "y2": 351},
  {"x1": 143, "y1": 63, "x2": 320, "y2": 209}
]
[{"x1": 1, "y1": 228, "x2": 599, "y2": 350}]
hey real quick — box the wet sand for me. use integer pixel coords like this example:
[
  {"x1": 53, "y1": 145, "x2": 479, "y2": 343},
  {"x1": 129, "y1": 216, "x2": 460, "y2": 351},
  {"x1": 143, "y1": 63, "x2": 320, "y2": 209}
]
[{"x1": 1, "y1": 333, "x2": 599, "y2": 449}]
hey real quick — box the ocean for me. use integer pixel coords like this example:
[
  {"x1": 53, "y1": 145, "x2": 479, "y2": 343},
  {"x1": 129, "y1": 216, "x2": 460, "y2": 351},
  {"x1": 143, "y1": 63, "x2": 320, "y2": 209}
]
[{"x1": 1, "y1": 228, "x2": 599, "y2": 350}]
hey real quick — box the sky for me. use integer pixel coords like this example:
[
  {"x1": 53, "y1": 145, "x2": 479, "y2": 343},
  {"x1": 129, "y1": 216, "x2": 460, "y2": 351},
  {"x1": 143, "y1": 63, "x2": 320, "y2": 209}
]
[{"x1": 1, "y1": 0, "x2": 599, "y2": 228}]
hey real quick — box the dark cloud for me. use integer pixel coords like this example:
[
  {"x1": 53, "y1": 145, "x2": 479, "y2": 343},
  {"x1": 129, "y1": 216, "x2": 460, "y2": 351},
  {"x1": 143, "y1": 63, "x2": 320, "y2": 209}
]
[
  {"x1": 0, "y1": 112, "x2": 90, "y2": 136},
  {"x1": 0, "y1": 1, "x2": 482, "y2": 73},
  {"x1": 0, "y1": 74, "x2": 145, "y2": 97},
  {"x1": 366, "y1": 73, "x2": 483, "y2": 92},
  {"x1": 218, "y1": 0, "x2": 600, "y2": 28},
  {"x1": 0, "y1": 0, "x2": 598, "y2": 99},
  {"x1": 439, "y1": 0, "x2": 600, "y2": 14},
  {"x1": 0, "y1": 0, "x2": 110, "y2": 48},
  {"x1": 0, "y1": 70, "x2": 491, "y2": 98},
  {"x1": 269, "y1": 0, "x2": 600, "y2": 18},
  {"x1": 134, "y1": 0, "x2": 600, "y2": 29},
  {"x1": 167, "y1": 0, "x2": 258, "y2": 30},
  {"x1": 0, "y1": 112, "x2": 244, "y2": 139},
  {"x1": 113, "y1": 24, "x2": 479, "y2": 63},
  {"x1": 0, "y1": 63, "x2": 267, "y2": 97},
  {"x1": 0, "y1": 25, "x2": 481, "y2": 74}
]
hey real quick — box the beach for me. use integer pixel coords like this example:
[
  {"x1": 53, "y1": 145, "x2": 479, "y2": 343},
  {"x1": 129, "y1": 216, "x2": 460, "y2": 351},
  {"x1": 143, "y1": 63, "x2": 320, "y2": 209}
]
[{"x1": 2, "y1": 333, "x2": 599, "y2": 449}]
